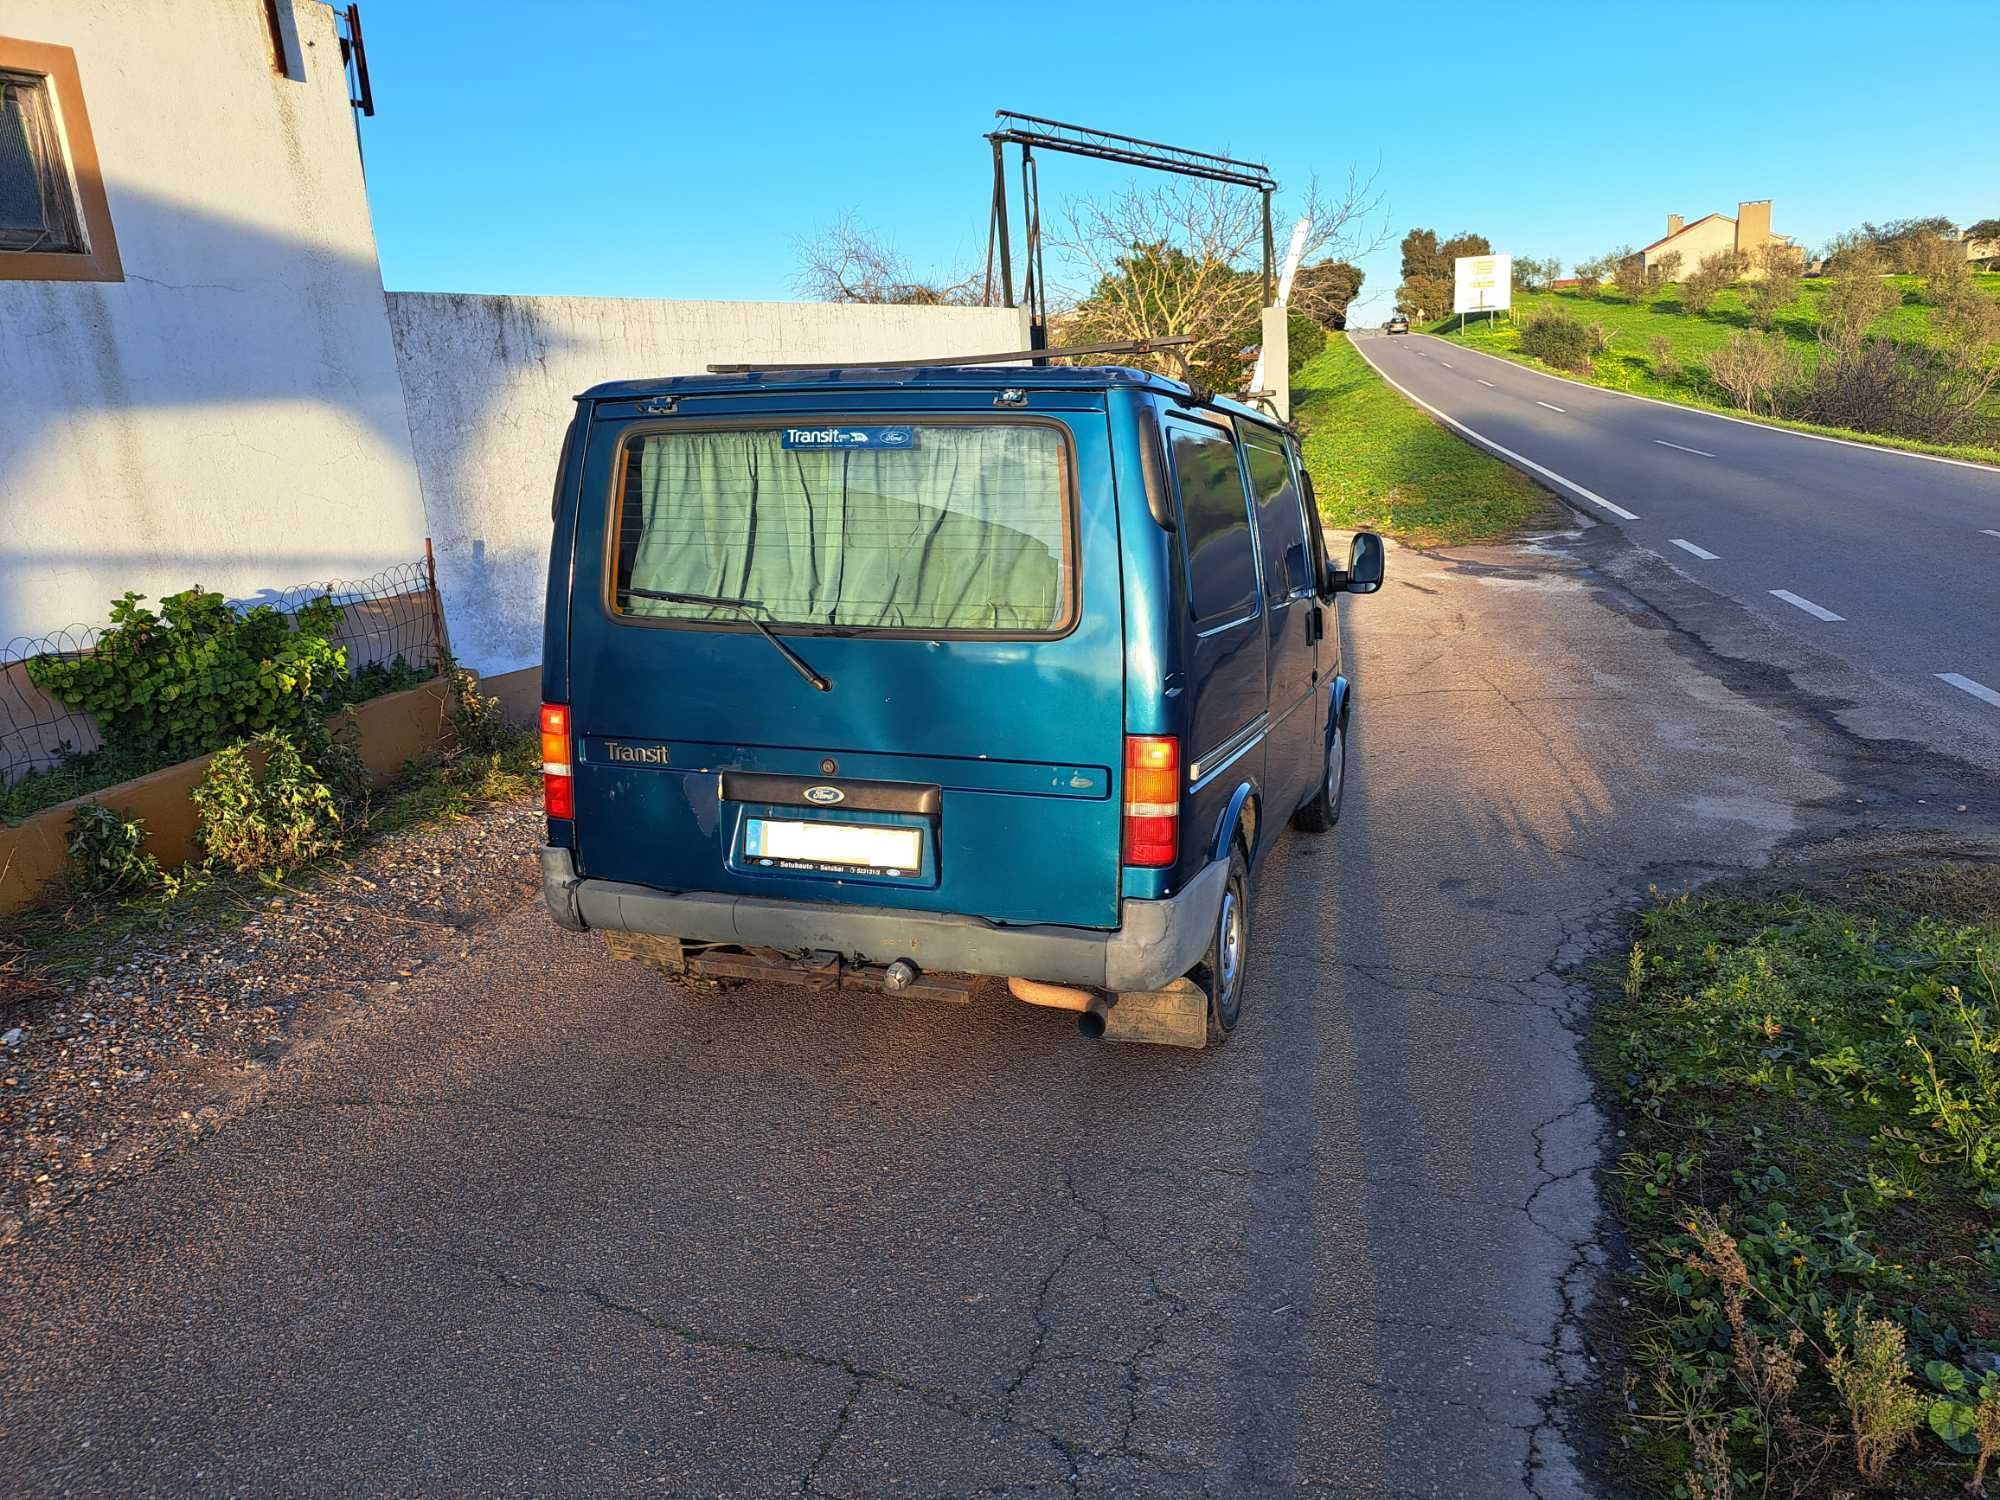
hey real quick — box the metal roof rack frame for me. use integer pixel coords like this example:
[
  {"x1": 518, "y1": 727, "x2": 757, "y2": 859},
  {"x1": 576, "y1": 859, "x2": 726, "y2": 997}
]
[{"x1": 706, "y1": 335, "x2": 1196, "y2": 377}]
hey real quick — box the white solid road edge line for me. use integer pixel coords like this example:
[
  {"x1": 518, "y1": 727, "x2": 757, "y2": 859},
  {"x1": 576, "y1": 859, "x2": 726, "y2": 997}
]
[
  {"x1": 1411, "y1": 333, "x2": 2000, "y2": 474},
  {"x1": 1536, "y1": 401, "x2": 1566, "y2": 413},
  {"x1": 1939, "y1": 673, "x2": 2000, "y2": 709},
  {"x1": 1351, "y1": 338, "x2": 1640, "y2": 521},
  {"x1": 1769, "y1": 589, "x2": 1844, "y2": 622},
  {"x1": 1669, "y1": 539, "x2": 1719, "y2": 560},
  {"x1": 1655, "y1": 439, "x2": 1716, "y2": 458}
]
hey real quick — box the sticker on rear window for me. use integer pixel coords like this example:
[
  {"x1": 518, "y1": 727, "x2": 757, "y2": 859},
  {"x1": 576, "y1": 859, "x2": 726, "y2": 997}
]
[{"x1": 781, "y1": 425, "x2": 918, "y2": 450}]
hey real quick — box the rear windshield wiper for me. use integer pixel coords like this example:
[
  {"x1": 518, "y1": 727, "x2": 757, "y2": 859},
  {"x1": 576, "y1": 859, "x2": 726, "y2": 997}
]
[{"x1": 625, "y1": 589, "x2": 831, "y2": 691}]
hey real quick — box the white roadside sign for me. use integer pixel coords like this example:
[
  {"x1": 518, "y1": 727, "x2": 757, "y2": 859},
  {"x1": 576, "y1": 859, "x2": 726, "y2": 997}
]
[{"x1": 1453, "y1": 254, "x2": 1512, "y2": 314}]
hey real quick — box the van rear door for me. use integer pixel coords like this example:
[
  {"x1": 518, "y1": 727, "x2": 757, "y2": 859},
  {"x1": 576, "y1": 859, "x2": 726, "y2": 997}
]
[{"x1": 563, "y1": 398, "x2": 1126, "y2": 930}]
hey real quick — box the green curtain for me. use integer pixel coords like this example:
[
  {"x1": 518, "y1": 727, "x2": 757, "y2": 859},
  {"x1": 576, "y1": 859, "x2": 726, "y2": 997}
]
[{"x1": 623, "y1": 427, "x2": 1066, "y2": 631}]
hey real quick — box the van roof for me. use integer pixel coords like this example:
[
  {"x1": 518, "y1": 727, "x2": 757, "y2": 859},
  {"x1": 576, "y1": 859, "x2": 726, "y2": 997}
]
[{"x1": 576, "y1": 363, "x2": 1286, "y2": 429}]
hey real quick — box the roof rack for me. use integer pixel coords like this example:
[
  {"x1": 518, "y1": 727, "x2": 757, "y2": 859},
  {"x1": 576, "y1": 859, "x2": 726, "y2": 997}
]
[{"x1": 705, "y1": 335, "x2": 1196, "y2": 376}]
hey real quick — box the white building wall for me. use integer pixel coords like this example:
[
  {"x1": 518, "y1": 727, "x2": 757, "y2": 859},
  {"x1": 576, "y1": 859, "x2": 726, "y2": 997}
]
[
  {"x1": 0, "y1": 0, "x2": 430, "y2": 643},
  {"x1": 1642, "y1": 216, "x2": 1737, "y2": 279},
  {"x1": 387, "y1": 294, "x2": 1033, "y2": 681}
]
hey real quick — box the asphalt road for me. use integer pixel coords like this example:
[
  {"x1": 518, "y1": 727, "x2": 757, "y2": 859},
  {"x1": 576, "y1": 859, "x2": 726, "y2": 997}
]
[
  {"x1": 15, "y1": 525, "x2": 2000, "y2": 1497},
  {"x1": 1351, "y1": 329, "x2": 2000, "y2": 767}
]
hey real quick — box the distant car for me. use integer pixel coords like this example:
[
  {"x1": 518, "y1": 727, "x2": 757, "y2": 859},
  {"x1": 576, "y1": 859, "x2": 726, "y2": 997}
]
[{"x1": 1385, "y1": 315, "x2": 1410, "y2": 335}]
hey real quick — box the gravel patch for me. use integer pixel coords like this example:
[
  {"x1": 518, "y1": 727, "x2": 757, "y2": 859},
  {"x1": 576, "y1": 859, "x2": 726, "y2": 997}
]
[{"x1": 0, "y1": 799, "x2": 541, "y2": 1248}]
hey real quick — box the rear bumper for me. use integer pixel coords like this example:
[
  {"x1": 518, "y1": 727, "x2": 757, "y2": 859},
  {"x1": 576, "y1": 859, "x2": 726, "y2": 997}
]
[{"x1": 539, "y1": 846, "x2": 1224, "y2": 994}]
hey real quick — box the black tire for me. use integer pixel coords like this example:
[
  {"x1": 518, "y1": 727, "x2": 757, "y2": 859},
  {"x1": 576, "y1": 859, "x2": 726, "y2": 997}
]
[
  {"x1": 1290, "y1": 710, "x2": 1346, "y2": 833},
  {"x1": 1190, "y1": 841, "x2": 1251, "y2": 1044}
]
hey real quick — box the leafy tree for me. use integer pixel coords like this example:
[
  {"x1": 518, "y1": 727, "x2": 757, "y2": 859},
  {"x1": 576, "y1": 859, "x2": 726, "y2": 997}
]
[
  {"x1": 1289, "y1": 259, "x2": 1364, "y2": 329},
  {"x1": 1395, "y1": 228, "x2": 1491, "y2": 318},
  {"x1": 1966, "y1": 218, "x2": 2000, "y2": 240}
]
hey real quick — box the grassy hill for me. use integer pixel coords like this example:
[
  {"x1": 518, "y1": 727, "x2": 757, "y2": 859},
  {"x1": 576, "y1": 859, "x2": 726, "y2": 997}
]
[
  {"x1": 1432, "y1": 274, "x2": 2000, "y2": 464},
  {"x1": 1291, "y1": 335, "x2": 1552, "y2": 547}
]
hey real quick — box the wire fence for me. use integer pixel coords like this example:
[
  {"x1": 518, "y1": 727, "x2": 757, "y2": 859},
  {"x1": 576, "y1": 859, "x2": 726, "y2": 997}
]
[{"x1": 1, "y1": 558, "x2": 444, "y2": 788}]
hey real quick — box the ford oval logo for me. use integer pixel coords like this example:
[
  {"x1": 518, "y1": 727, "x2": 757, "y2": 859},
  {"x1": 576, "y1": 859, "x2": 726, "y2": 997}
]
[{"x1": 803, "y1": 785, "x2": 845, "y2": 805}]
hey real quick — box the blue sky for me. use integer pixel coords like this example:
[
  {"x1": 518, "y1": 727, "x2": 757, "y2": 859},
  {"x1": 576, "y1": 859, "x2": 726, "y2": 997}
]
[{"x1": 359, "y1": 1, "x2": 1999, "y2": 324}]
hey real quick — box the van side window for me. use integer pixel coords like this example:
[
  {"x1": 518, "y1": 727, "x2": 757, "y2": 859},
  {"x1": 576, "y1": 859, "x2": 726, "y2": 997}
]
[
  {"x1": 1167, "y1": 421, "x2": 1258, "y2": 625},
  {"x1": 1241, "y1": 430, "x2": 1310, "y2": 599}
]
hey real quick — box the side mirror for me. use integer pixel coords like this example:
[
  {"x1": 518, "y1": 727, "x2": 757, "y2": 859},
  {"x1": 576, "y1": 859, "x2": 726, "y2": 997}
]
[
  {"x1": 1325, "y1": 530, "x2": 1386, "y2": 596},
  {"x1": 1347, "y1": 531, "x2": 1385, "y2": 594}
]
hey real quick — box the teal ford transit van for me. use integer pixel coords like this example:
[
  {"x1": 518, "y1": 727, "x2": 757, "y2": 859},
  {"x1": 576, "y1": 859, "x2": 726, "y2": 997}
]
[{"x1": 538, "y1": 355, "x2": 1383, "y2": 1046}]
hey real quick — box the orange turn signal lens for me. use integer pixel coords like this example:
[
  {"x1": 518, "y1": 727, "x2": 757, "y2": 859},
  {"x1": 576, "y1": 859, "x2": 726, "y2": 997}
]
[
  {"x1": 540, "y1": 702, "x2": 572, "y2": 820},
  {"x1": 1122, "y1": 735, "x2": 1180, "y2": 867}
]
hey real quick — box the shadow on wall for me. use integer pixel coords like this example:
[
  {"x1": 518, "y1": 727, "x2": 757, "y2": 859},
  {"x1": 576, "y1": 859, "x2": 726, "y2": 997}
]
[{"x1": 0, "y1": 185, "x2": 575, "y2": 646}]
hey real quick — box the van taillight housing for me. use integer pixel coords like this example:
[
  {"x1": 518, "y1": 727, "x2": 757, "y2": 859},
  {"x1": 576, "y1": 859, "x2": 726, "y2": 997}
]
[
  {"x1": 1121, "y1": 735, "x2": 1179, "y2": 867},
  {"x1": 540, "y1": 702, "x2": 573, "y2": 820}
]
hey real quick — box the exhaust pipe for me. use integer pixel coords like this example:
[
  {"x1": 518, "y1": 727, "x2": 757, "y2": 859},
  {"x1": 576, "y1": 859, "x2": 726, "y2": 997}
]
[{"x1": 1077, "y1": 992, "x2": 1117, "y2": 1040}]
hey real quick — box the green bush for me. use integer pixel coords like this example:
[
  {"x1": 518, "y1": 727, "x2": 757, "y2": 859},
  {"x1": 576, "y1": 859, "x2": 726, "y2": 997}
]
[
  {"x1": 1285, "y1": 308, "x2": 1326, "y2": 373},
  {"x1": 65, "y1": 802, "x2": 161, "y2": 898},
  {"x1": 28, "y1": 589, "x2": 349, "y2": 765},
  {"x1": 1519, "y1": 309, "x2": 1601, "y2": 373},
  {"x1": 192, "y1": 732, "x2": 341, "y2": 876}
]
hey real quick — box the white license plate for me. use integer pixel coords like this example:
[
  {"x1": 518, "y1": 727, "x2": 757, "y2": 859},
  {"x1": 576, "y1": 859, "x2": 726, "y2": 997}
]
[{"x1": 743, "y1": 818, "x2": 923, "y2": 875}]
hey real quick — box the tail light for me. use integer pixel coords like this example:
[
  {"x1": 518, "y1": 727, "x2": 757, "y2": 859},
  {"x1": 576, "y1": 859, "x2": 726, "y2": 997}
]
[
  {"x1": 1121, "y1": 734, "x2": 1179, "y2": 867},
  {"x1": 540, "y1": 702, "x2": 573, "y2": 819}
]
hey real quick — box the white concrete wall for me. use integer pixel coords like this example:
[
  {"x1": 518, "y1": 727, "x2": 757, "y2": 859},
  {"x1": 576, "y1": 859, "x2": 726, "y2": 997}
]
[
  {"x1": 387, "y1": 294, "x2": 1033, "y2": 677},
  {"x1": 0, "y1": 0, "x2": 429, "y2": 643}
]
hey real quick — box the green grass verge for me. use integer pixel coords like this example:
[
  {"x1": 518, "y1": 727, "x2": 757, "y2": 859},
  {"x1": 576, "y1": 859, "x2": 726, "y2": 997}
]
[
  {"x1": 3, "y1": 730, "x2": 539, "y2": 983},
  {"x1": 1434, "y1": 275, "x2": 2000, "y2": 467},
  {"x1": 1590, "y1": 863, "x2": 2000, "y2": 1497},
  {"x1": 1291, "y1": 334, "x2": 1553, "y2": 546}
]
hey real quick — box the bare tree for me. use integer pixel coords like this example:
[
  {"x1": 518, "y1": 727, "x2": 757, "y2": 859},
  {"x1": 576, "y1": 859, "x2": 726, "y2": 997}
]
[
  {"x1": 793, "y1": 216, "x2": 981, "y2": 306},
  {"x1": 1045, "y1": 165, "x2": 1385, "y2": 387}
]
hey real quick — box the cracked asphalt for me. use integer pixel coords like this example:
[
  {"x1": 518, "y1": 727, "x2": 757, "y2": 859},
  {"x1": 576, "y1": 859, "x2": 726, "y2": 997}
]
[{"x1": 7, "y1": 515, "x2": 1997, "y2": 1497}]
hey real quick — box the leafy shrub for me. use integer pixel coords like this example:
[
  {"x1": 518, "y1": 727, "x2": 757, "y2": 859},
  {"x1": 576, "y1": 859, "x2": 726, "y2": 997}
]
[
  {"x1": 1647, "y1": 334, "x2": 1681, "y2": 381},
  {"x1": 192, "y1": 732, "x2": 341, "y2": 876},
  {"x1": 1, "y1": 743, "x2": 154, "y2": 825},
  {"x1": 1825, "y1": 1308, "x2": 1925, "y2": 1482},
  {"x1": 1519, "y1": 309, "x2": 1600, "y2": 373},
  {"x1": 444, "y1": 663, "x2": 509, "y2": 760},
  {"x1": 1611, "y1": 255, "x2": 1650, "y2": 303},
  {"x1": 1285, "y1": 308, "x2": 1326, "y2": 373},
  {"x1": 28, "y1": 589, "x2": 349, "y2": 765},
  {"x1": 1676, "y1": 250, "x2": 1749, "y2": 316},
  {"x1": 327, "y1": 654, "x2": 431, "y2": 711},
  {"x1": 65, "y1": 802, "x2": 160, "y2": 898},
  {"x1": 1747, "y1": 244, "x2": 1806, "y2": 329}
]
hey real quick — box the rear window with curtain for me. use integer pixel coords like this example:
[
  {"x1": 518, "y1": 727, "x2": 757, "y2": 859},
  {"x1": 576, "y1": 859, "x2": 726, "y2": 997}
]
[{"x1": 611, "y1": 424, "x2": 1072, "y2": 634}]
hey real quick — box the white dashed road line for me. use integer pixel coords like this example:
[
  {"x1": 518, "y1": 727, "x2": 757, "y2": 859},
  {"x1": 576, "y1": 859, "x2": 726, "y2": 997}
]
[
  {"x1": 1654, "y1": 439, "x2": 1716, "y2": 457},
  {"x1": 1669, "y1": 539, "x2": 1719, "y2": 560},
  {"x1": 1536, "y1": 401, "x2": 1566, "y2": 413},
  {"x1": 1983, "y1": 529, "x2": 2000, "y2": 539},
  {"x1": 1770, "y1": 590, "x2": 1844, "y2": 622},
  {"x1": 1349, "y1": 343, "x2": 1640, "y2": 521},
  {"x1": 1939, "y1": 674, "x2": 2000, "y2": 709},
  {"x1": 1477, "y1": 379, "x2": 1494, "y2": 387},
  {"x1": 1440, "y1": 361, "x2": 1454, "y2": 368}
]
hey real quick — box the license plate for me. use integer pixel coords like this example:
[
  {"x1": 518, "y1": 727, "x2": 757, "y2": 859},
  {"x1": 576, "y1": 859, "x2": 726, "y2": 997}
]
[{"x1": 743, "y1": 818, "x2": 923, "y2": 876}]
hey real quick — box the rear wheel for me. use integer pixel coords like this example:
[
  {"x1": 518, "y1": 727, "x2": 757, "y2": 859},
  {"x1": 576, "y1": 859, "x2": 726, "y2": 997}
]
[
  {"x1": 1190, "y1": 842, "x2": 1252, "y2": 1044},
  {"x1": 1290, "y1": 712, "x2": 1346, "y2": 833}
]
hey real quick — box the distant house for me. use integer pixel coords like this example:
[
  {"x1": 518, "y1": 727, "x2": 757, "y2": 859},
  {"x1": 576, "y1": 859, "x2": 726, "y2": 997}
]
[
  {"x1": 1640, "y1": 200, "x2": 1793, "y2": 279},
  {"x1": 1958, "y1": 228, "x2": 2000, "y2": 268}
]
